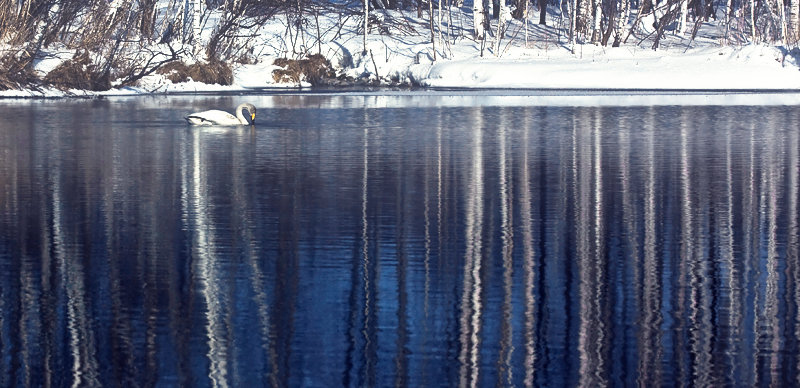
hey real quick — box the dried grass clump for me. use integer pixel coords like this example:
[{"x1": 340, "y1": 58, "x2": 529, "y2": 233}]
[
  {"x1": 189, "y1": 60, "x2": 233, "y2": 85},
  {"x1": 272, "y1": 54, "x2": 335, "y2": 85},
  {"x1": 43, "y1": 51, "x2": 110, "y2": 91},
  {"x1": 157, "y1": 60, "x2": 233, "y2": 85},
  {"x1": 0, "y1": 51, "x2": 39, "y2": 90},
  {"x1": 157, "y1": 61, "x2": 191, "y2": 83}
]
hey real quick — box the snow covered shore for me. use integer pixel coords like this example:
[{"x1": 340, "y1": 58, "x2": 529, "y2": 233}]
[
  {"x1": 3, "y1": 5, "x2": 800, "y2": 99},
  {"x1": 418, "y1": 45, "x2": 800, "y2": 90}
]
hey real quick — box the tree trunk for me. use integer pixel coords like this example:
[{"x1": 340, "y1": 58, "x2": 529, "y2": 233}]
[
  {"x1": 750, "y1": 0, "x2": 756, "y2": 41},
  {"x1": 429, "y1": 0, "x2": 436, "y2": 60},
  {"x1": 591, "y1": 0, "x2": 602, "y2": 43},
  {"x1": 677, "y1": 0, "x2": 688, "y2": 34},
  {"x1": 721, "y1": 0, "x2": 731, "y2": 42},
  {"x1": 512, "y1": 0, "x2": 527, "y2": 19},
  {"x1": 790, "y1": 0, "x2": 799, "y2": 42},
  {"x1": 578, "y1": 0, "x2": 592, "y2": 39},
  {"x1": 474, "y1": 0, "x2": 487, "y2": 39},
  {"x1": 570, "y1": 0, "x2": 578, "y2": 49},
  {"x1": 438, "y1": 0, "x2": 444, "y2": 54},
  {"x1": 363, "y1": 0, "x2": 369, "y2": 53},
  {"x1": 495, "y1": 3, "x2": 508, "y2": 55},
  {"x1": 614, "y1": 0, "x2": 630, "y2": 45},
  {"x1": 602, "y1": 9, "x2": 615, "y2": 45},
  {"x1": 777, "y1": 0, "x2": 787, "y2": 42},
  {"x1": 539, "y1": 0, "x2": 547, "y2": 24},
  {"x1": 193, "y1": 0, "x2": 202, "y2": 56}
]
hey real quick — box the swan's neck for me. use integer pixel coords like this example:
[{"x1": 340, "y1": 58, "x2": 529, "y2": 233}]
[{"x1": 235, "y1": 104, "x2": 248, "y2": 124}]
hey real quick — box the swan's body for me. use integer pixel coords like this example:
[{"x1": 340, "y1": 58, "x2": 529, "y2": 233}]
[{"x1": 185, "y1": 103, "x2": 256, "y2": 126}]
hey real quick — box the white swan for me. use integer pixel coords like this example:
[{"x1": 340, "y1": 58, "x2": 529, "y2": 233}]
[{"x1": 185, "y1": 103, "x2": 256, "y2": 126}]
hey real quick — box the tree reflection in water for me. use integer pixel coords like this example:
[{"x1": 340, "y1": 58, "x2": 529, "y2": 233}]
[{"x1": 0, "y1": 98, "x2": 798, "y2": 387}]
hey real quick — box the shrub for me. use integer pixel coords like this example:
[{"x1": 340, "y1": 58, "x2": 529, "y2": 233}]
[
  {"x1": 272, "y1": 54, "x2": 335, "y2": 85},
  {"x1": 0, "y1": 51, "x2": 39, "y2": 90},
  {"x1": 43, "y1": 51, "x2": 111, "y2": 91},
  {"x1": 157, "y1": 60, "x2": 233, "y2": 85}
]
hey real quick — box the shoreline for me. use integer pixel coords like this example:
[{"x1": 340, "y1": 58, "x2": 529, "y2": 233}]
[
  {"x1": 4, "y1": 86, "x2": 800, "y2": 99},
  {"x1": 5, "y1": 86, "x2": 800, "y2": 108}
]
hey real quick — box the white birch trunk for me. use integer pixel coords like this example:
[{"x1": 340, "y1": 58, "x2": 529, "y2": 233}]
[
  {"x1": 722, "y1": 0, "x2": 731, "y2": 41},
  {"x1": 591, "y1": 0, "x2": 602, "y2": 43},
  {"x1": 474, "y1": 0, "x2": 486, "y2": 40},
  {"x1": 777, "y1": 0, "x2": 787, "y2": 42},
  {"x1": 791, "y1": 0, "x2": 800, "y2": 42},
  {"x1": 571, "y1": 0, "x2": 578, "y2": 50},
  {"x1": 494, "y1": 3, "x2": 510, "y2": 55},
  {"x1": 615, "y1": 0, "x2": 630, "y2": 43},
  {"x1": 578, "y1": 0, "x2": 591, "y2": 40},
  {"x1": 363, "y1": 0, "x2": 369, "y2": 52},
  {"x1": 438, "y1": 0, "x2": 444, "y2": 54},
  {"x1": 430, "y1": 0, "x2": 436, "y2": 60},
  {"x1": 193, "y1": 0, "x2": 203, "y2": 55},
  {"x1": 677, "y1": 0, "x2": 688, "y2": 35},
  {"x1": 176, "y1": 0, "x2": 186, "y2": 41},
  {"x1": 750, "y1": 0, "x2": 756, "y2": 41},
  {"x1": 524, "y1": 0, "x2": 529, "y2": 46}
]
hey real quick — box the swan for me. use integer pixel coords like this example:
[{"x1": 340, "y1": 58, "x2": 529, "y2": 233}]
[{"x1": 185, "y1": 103, "x2": 256, "y2": 126}]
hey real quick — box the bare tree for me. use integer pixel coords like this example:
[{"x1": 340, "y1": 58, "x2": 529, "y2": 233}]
[{"x1": 206, "y1": 0, "x2": 287, "y2": 61}]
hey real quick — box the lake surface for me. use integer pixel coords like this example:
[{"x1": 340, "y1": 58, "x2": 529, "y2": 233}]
[{"x1": 1, "y1": 94, "x2": 799, "y2": 387}]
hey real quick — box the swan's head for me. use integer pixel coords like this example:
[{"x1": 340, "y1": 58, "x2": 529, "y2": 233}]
[{"x1": 244, "y1": 103, "x2": 256, "y2": 124}]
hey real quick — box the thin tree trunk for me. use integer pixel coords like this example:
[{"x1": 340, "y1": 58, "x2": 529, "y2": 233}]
[
  {"x1": 539, "y1": 0, "x2": 547, "y2": 24},
  {"x1": 677, "y1": 0, "x2": 688, "y2": 34},
  {"x1": 494, "y1": 3, "x2": 507, "y2": 55},
  {"x1": 438, "y1": 0, "x2": 445, "y2": 56},
  {"x1": 722, "y1": 0, "x2": 731, "y2": 42},
  {"x1": 578, "y1": 0, "x2": 591, "y2": 39},
  {"x1": 778, "y1": 0, "x2": 787, "y2": 42},
  {"x1": 750, "y1": 0, "x2": 756, "y2": 41},
  {"x1": 790, "y1": 0, "x2": 799, "y2": 42},
  {"x1": 430, "y1": 0, "x2": 436, "y2": 60},
  {"x1": 571, "y1": 0, "x2": 578, "y2": 50},
  {"x1": 193, "y1": 0, "x2": 203, "y2": 56},
  {"x1": 614, "y1": 0, "x2": 630, "y2": 46},
  {"x1": 512, "y1": 0, "x2": 526, "y2": 18},
  {"x1": 591, "y1": 0, "x2": 602, "y2": 43},
  {"x1": 474, "y1": 0, "x2": 486, "y2": 39},
  {"x1": 524, "y1": 0, "x2": 529, "y2": 45},
  {"x1": 363, "y1": 0, "x2": 368, "y2": 53}
]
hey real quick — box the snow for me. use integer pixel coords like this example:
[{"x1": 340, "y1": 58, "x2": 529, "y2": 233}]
[
  {"x1": 418, "y1": 45, "x2": 800, "y2": 90},
  {"x1": 4, "y1": 5, "x2": 800, "y2": 103}
]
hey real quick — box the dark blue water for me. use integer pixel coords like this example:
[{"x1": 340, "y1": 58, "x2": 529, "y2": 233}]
[{"x1": 1, "y1": 95, "x2": 799, "y2": 387}]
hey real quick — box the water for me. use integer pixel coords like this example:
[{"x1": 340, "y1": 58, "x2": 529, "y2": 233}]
[{"x1": 1, "y1": 94, "x2": 798, "y2": 387}]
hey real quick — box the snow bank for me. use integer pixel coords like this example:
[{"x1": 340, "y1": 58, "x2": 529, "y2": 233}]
[{"x1": 417, "y1": 45, "x2": 800, "y2": 90}]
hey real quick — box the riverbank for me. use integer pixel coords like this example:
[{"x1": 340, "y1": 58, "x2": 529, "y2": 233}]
[{"x1": 2, "y1": 6, "x2": 800, "y2": 98}]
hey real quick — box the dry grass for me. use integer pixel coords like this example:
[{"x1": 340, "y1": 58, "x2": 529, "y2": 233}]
[
  {"x1": 157, "y1": 60, "x2": 233, "y2": 85},
  {"x1": 272, "y1": 54, "x2": 335, "y2": 85},
  {"x1": 0, "y1": 51, "x2": 39, "y2": 90},
  {"x1": 43, "y1": 51, "x2": 111, "y2": 91}
]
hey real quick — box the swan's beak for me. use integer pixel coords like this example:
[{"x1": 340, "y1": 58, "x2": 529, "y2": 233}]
[{"x1": 251, "y1": 113, "x2": 256, "y2": 124}]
